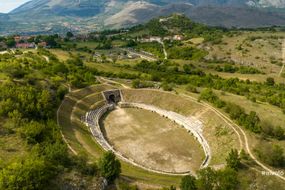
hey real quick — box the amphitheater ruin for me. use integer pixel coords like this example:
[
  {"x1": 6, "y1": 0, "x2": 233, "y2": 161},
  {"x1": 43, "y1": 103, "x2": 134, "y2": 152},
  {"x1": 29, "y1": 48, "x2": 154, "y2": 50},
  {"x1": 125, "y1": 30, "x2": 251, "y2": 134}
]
[{"x1": 82, "y1": 89, "x2": 211, "y2": 175}]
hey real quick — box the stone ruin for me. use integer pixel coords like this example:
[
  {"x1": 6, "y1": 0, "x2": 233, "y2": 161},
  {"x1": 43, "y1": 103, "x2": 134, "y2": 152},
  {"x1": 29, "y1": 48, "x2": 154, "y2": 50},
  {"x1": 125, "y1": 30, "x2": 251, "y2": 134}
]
[{"x1": 102, "y1": 89, "x2": 121, "y2": 104}]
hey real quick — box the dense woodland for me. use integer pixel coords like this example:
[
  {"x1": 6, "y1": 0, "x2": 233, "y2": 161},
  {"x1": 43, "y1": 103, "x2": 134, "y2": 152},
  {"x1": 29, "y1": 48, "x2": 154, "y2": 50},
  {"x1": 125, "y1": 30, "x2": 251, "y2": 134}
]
[{"x1": 0, "y1": 50, "x2": 121, "y2": 189}]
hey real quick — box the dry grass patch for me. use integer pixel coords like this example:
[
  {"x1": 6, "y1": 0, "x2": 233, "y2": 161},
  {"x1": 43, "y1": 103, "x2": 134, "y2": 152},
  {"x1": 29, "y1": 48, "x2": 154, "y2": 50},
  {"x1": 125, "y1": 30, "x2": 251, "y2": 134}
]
[
  {"x1": 102, "y1": 107, "x2": 204, "y2": 173},
  {"x1": 121, "y1": 89, "x2": 203, "y2": 115},
  {"x1": 199, "y1": 110, "x2": 240, "y2": 166},
  {"x1": 208, "y1": 31, "x2": 285, "y2": 76}
]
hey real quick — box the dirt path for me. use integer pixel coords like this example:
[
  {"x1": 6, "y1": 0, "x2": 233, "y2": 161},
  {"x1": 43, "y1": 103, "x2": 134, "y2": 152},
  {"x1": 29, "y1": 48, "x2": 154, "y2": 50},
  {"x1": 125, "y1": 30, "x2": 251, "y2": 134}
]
[
  {"x1": 157, "y1": 40, "x2": 168, "y2": 60},
  {"x1": 0, "y1": 51, "x2": 8, "y2": 55},
  {"x1": 97, "y1": 77, "x2": 130, "y2": 89},
  {"x1": 42, "y1": 55, "x2": 50, "y2": 63},
  {"x1": 181, "y1": 93, "x2": 285, "y2": 182},
  {"x1": 195, "y1": 107, "x2": 210, "y2": 119}
]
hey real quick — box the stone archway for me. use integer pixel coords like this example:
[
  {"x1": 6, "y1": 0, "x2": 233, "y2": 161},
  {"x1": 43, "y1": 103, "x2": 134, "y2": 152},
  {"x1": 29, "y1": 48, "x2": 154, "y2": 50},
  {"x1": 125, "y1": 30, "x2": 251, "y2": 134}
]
[
  {"x1": 102, "y1": 90, "x2": 121, "y2": 104},
  {"x1": 109, "y1": 94, "x2": 116, "y2": 103}
]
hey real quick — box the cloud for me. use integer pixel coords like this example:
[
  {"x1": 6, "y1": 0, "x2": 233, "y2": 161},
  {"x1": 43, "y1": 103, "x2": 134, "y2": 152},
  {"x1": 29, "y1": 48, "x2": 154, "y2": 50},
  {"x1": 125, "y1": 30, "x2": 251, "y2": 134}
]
[{"x1": 0, "y1": 0, "x2": 31, "y2": 13}]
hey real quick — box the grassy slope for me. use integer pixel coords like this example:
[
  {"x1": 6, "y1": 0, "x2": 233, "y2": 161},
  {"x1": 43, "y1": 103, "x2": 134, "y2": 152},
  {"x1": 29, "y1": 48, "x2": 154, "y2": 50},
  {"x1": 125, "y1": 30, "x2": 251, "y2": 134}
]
[{"x1": 207, "y1": 31, "x2": 285, "y2": 81}]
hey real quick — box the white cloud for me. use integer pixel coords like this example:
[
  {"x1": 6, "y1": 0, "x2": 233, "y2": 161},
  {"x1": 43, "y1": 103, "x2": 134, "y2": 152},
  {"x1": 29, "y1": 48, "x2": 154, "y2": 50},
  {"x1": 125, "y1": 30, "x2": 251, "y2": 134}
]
[{"x1": 0, "y1": 0, "x2": 31, "y2": 13}]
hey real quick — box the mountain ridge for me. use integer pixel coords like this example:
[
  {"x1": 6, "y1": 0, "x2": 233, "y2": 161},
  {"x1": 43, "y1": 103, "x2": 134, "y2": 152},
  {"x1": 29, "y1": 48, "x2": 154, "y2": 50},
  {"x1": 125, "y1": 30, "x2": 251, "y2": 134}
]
[{"x1": 1, "y1": 0, "x2": 285, "y2": 35}]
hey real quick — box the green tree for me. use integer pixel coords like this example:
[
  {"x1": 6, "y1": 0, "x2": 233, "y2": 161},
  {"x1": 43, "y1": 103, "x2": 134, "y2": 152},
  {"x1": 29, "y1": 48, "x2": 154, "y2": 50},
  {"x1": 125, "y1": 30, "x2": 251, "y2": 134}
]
[
  {"x1": 266, "y1": 77, "x2": 275, "y2": 86},
  {"x1": 271, "y1": 145, "x2": 285, "y2": 167},
  {"x1": 98, "y1": 151, "x2": 121, "y2": 182},
  {"x1": 216, "y1": 168, "x2": 239, "y2": 190},
  {"x1": 256, "y1": 143, "x2": 285, "y2": 167},
  {"x1": 5, "y1": 38, "x2": 16, "y2": 48},
  {"x1": 66, "y1": 31, "x2": 74, "y2": 38},
  {"x1": 20, "y1": 121, "x2": 46, "y2": 144},
  {"x1": 273, "y1": 126, "x2": 284, "y2": 140},
  {"x1": 132, "y1": 79, "x2": 141, "y2": 88},
  {"x1": 196, "y1": 167, "x2": 216, "y2": 190},
  {"x1": 180, "y1": 175, "x2": 197, "y2": 190},
  {"x1": 226, "y1": 149, "x2": 241, "y2": 171},
  {"x1": 0, "y1": 156, "x2": 53, "y2": 190}
]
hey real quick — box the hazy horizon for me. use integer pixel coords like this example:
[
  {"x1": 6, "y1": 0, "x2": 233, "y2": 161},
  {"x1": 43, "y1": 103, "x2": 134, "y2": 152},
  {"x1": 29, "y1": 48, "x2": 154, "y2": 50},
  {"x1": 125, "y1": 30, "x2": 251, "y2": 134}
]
[{"x1": 0, "y1": 0, "x2": 30, "y2": 13}]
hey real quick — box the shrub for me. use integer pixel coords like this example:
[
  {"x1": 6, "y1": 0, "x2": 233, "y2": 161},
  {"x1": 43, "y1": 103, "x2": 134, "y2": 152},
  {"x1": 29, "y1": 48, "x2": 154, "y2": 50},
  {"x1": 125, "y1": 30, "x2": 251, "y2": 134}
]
[{"x1": 98, "y1": 151, "x2": 121, "y2": 183}]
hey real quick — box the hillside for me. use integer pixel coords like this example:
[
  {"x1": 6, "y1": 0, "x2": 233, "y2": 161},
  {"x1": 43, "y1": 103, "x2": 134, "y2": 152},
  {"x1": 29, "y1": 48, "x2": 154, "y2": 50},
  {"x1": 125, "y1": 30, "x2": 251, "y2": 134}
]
[
  {"x1": 1, "y1": 0, "x2": 285, "y2": 35},
  {"x1": 0, "y1": 13, "x2": 285, "y2": 189}
]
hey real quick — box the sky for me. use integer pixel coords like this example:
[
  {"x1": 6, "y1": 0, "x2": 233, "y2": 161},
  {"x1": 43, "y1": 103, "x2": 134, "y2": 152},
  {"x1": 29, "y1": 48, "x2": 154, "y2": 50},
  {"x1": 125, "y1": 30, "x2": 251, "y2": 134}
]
[{"x1": 0, "y1": 0, "x2": 30, "y2": 13}]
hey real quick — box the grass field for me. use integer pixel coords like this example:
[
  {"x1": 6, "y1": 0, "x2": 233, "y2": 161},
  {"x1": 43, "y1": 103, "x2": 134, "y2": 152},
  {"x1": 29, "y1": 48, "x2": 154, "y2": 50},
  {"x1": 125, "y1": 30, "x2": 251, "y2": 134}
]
[
  {"x1": 49, "y1": 49, "x2": 70, "y2": 61},
  {"x1": 218, "y1": 91, "x2": 285, "y2": 129},
  {"x1": 102, "y1": 107, "x2": 204, "y2": 173},
  {"x1": 85, "y1": 62, "x2": 140, "y2": 75}
]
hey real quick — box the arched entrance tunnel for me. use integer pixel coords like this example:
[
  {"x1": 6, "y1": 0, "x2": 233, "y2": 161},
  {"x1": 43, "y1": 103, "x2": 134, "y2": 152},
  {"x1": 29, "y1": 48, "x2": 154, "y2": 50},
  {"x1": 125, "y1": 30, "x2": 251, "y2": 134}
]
[
  {"x1": 109, "y1": 94, "x2": 116, "y2": 103},
  {"x1": 102, "y1": 90, "x2": 121, "y2": 104}
]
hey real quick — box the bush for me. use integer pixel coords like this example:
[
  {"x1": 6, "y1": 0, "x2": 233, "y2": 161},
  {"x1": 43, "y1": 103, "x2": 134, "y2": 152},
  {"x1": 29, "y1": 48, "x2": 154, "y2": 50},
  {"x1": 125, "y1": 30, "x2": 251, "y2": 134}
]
[
  {"x1": 161, "y1": 82, "x2": 174, "y2": 91},
  {"x1": 186, "y1": 84, "x2": 198, "y2": 93},
  {"x1": 98, "y1": 151, "x2": 121, "y2": 183},
  {"x1": 73, "y1": 153, "x2": 97, "y2": 176},
  {"x1": 261, "y1": 122, "x2": 284, "y2": 140},
  {"x1": 255, "y1": 143, "x2": 285, "y2": 167},
  {"x1": 132, "y1": 79, "x2": 154, "y2": 89},
  {"x1": 180, "y1": 175, "x2": 197, "y2": 190},
  {"x1": 226, "y1": 149, "x2": 241, "y2": 171},
  {"x1": 196, "y1": 167, "x2": 239, "y2": 190},
  {"x1": 0, "y1": 155, "x2": 54, "y2": 190},
  {"x1": 266, "y1": 77, "x2": 275, "y2": 86}
]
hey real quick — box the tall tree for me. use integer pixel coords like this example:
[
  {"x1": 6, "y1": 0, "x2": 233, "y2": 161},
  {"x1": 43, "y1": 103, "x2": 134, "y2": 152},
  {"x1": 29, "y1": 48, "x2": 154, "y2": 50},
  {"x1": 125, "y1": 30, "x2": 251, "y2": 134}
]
[
  {"x1": 196, "y1": 167, "x2": 216, "y2": 190},
  {"x1": 226, "y1": 149, "x2": 241, "y2": 171}
]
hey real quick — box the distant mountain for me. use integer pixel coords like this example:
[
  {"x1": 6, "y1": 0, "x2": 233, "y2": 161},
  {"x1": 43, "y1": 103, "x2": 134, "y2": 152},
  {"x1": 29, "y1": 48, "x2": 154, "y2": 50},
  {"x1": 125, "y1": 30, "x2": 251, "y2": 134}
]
[
  {"x1": 1, "y1": 0, "x2": 285, "y2": 35},
  {"x1": 248, "y1": 0, "x2": 285, "y2": 8}
]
